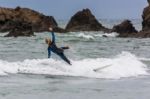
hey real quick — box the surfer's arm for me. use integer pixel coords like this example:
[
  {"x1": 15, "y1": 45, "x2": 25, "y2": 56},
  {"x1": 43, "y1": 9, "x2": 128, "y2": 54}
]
[{"x1": 51, "y1": 31, "x2": 55, "y2": 43}]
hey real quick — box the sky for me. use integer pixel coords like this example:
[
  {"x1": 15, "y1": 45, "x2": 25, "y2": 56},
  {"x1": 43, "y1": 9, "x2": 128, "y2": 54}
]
[{"x1": 0, "y1": 0, "x2": 148, "y2": 20}]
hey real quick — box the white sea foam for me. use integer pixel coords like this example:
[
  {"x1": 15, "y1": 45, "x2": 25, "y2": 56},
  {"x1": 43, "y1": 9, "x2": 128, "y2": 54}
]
[
  {"x1": 95, "y1": 32, "x2": 119, "y2": 37},
  {"x1": 77, "y1": 33, "x2": 94, "y2": 40},
  {"x1": 139, "y1": 57, "x2": 150, "y2": 61},
  {"x1": 75, "y1": 32, "x2": 118, "y2": 40},
  {"x1": 0, "y1": 52, "x2": 148, "y2": 79}
]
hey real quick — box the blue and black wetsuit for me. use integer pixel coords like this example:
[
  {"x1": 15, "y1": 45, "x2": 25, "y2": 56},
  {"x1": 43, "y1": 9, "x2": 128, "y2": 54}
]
[{"x1": 48, "y1": 32, "x2": 71, "y2": 65}]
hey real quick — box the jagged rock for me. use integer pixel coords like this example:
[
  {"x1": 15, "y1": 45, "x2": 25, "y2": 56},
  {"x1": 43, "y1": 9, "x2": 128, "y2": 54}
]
[
  {"x1": 148, "y1": 0, "x2": 150, "y2": 4},
  {"x1": 53, "y1": 27, "x2": 68, "y2": 33},
  {"x1": 4, "y1": 21, "x2": 34, "y2": 37},
  {"x1": 0, "y1": 6, "x2": 65, "y2": 37},
  {"x1": 112, "y1": 20, "x2": 138, "y2": 37},
  {"x1": 121, "y1": 31, "x2": 150, "y2": 38},
  {"x1": 66, "y1": 8, "x2": 109, "y2": 32},
  {"x1": 5, "y1": 29, "x2": 34, "y2": 37},
  {"x1": 135, "y1": 0, "x2": 150, "y2": 38},
  {"x1": 135, "y1": 31, "x2": 150, "y2": 38},
  {"x1": 142, "y1": 0, "x2": 150, "y2": 32}
]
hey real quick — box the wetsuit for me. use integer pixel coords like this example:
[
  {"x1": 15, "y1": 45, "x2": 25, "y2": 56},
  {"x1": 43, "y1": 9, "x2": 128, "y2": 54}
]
[{"x1": 48, "y1": 32, "x2": 71, "y2": 65}]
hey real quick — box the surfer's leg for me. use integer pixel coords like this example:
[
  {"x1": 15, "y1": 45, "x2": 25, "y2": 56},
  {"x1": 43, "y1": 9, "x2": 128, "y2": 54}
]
[
  {"x1": 59, "y1": 53, "x2": 71, "y2": 65},
  {"x1": 61, "y1": 46, "x2": 69, "y2": 50}
]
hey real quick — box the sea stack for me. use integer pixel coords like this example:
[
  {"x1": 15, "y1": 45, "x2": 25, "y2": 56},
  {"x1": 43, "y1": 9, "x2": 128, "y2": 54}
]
[
  {"x1": 4, "y1": 21, "x2": 34, "y2": 37},
  {"x1": 0, "y1": 7, "x2": 57, "y2": 32},
  {"x1": 0, "y1": 6, "x2": 65, "y2": 37},
  {"x1": 112, "y1": 20, "x2": 138, "y2": 37},
  {"x1": 142, "y1": 0, "x2": 150, "y2": 31},
  {"x1": 66, "y1": 8, "x2": 109, "y2": 32},
  {"x1": 148, "y1": 0, "x2": 150, "y2": 4}
]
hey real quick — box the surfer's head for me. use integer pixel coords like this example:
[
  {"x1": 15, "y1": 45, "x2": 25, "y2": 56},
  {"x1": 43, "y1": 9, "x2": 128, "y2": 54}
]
[
  {"x1": 45, "y1": 38, "x2": 52, "y2": 45},
  {"x1": 49, "y1": 27, "x2": 53, "y2": 31}
]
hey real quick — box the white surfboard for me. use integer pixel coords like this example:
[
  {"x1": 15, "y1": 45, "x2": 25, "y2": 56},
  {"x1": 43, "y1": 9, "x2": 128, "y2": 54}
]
[{"x1": 93, "y1": 64, "x2": 112, "y2": 72}]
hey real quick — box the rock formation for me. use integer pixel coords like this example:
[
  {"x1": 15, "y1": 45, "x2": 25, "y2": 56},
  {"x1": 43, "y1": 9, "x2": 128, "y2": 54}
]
[
  {"x1": 4, "y1": 21, "x2": 34, "y2": 37},
  {"x1": 0, "y1": 6, "x2": 65, "y2": 37},
  {"x1": 131, "y1": 0, "x2": 150, "y2": 38},
  {"x1": 66, "y1": 8, "x2": 109, "y2": 32},
  {"x1": 142, "y1": 0, "x2": 150, "y2": 31},
  {"x1": 148, "y1": 0, "x2": 150, "y2": 4},
  {"x1": 112, "y1": 20, "x2": 138, "y2": 37},
  {"x1": 110, "y1": 0, "x2": 150, "y2": 38}
]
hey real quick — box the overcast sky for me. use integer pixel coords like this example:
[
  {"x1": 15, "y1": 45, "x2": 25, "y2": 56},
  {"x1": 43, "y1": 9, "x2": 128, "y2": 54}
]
[{"x1": 0, "y1": 0, "x2": 148, "y2": 20}]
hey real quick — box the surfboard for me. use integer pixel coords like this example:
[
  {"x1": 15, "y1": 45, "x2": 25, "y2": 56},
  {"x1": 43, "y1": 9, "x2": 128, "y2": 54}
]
[{"x1": 93, "y1": 64, "x2": 111, "y2": 72}]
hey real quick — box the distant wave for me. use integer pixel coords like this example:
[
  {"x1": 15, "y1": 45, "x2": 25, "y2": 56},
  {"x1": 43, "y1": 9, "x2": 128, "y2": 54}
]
[
  {"x1": 77, "y1": 33, "x2": 94, "y2": 39},
  {"x1": 95, "y1": 32, "x2": 119, "y2": 37},
  {"x1": 59, "y1": 32, "x2": 119, "y2": 40},
  {"x1": 68, "y1": 32, "x2": 119, "y2": 40},
  {"x1": 0, "y1": 51, "x2": 148, "y2": 79}
]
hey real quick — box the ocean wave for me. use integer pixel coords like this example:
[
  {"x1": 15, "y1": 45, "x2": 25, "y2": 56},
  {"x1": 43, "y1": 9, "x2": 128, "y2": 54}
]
[
  {"x1": 139, "y1": 57, "x2": 150, "y2": 61},
  {"x1": 95, "y1": 32, "x2": 119, "y2": 37},
  {"x1": 73, "y1": 32, "x2": 118, "y2": 39},
  {"x1": 0, "y1": 52, "x2": 148, "y2": 79},
  {"x1": 77, "y1": 33, "x2": 94, "y2": 40},
  {"x1": 58, "y1": 32, "x2": 119, "y2": 40}
]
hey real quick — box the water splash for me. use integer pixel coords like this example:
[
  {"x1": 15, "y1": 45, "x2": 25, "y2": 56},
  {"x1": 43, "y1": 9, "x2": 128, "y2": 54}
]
[{"x1": 0, "y1": 52, "x2": 148, "y2": 79}]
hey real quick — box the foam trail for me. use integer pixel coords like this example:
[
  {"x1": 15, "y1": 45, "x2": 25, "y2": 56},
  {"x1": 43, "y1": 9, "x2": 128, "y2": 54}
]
[
  {"x1": 0, "y1": 52, "x2": 148, "y2": 79},
  {"x1": 67, "y1": 32, "x2": 118, "y2": 40},
  {"x1": 77, "y1": 33, "x2": 94, "y2": 40},
  {"x1": 95, "y1": 32, "x2": 119, "y2": 37},
  {"x1": 139, "y1": 57, "x2": 150, "y2": 61}
]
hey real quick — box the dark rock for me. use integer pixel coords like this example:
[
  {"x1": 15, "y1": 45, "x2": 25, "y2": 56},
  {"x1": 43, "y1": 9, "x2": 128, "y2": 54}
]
[
  {"x1": 0, "y1": 6, "x2": 65, "y2": 37},
  {"x1": 119, "y1": 31, "x2": 150, "y2": 38},
  {"x1": 142, "y1": 4, "x2": 150, "y2": 31},
  {"x1": 5, "y1": 29, "x2": 34, "y2": 37},
  {"x1": 66, "y1": 8, "x2": 109, "y2": 32},
  {"x1": 112, "y1": 20, "x2": 138, "y2": 37},
  {"x1": 148, "y1": 0, "x2": 150, "y2": 4},
  {"x1": 12, "y1": 7, "x2": 58, "y2": 32},
  {"x1": 137, "y1": 0, "x2": 150, "y2": 38},
  {"x1": 4, "y1": 21, "x2": 34, "y2": 37},
  {"x1": 53, "y1": 27, "x2": 68, "y2": 33},
  {"x1": 133, "y1": 31, "x2": 150, "y2": 38}
]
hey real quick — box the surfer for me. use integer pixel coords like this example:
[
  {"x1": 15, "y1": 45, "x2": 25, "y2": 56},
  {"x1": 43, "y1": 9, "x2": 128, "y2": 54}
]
[{"x1": 45, "y1": 27, "x2": 71, "y2": 65}]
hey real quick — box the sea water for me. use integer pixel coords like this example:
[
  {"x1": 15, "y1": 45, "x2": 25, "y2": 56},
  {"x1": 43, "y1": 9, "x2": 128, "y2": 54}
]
[{"x1": 0, "y1": 19, "x2": 150, "y2": 99}]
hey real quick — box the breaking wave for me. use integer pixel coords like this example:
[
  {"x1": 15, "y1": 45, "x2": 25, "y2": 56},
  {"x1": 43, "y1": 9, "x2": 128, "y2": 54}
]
[{"x1": 0, "y1": 52, "x2": 148, "y2": 79}]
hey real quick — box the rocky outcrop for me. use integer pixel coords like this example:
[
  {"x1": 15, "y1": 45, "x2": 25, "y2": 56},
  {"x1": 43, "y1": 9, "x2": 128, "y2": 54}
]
[
  {"x1": 142, "y1": 0, "x2": 150, "y2": 31},
  {"x1": 110, "y1": 0, "x2": 150, "y2": 38},
  {"x1": 53, "y1": 27, "x2": 68, "y2": 33},
  {"x1": 66, "y1": 8, "x2": 110, "y2": 32},
  {"x1": 4, "y1": 21, "x2": 34, "y2": 37},
  {"x1": 112, "y1": 20, "x2": 138, "y2": 37},
  {"x1": 127, "y1": 0, "x2": 150, "y2": 38},
  {"x1": 0, "y1": 6, "x2": 65, "y2": 37},
  {"x1": 111, "y1": 19, "x2": 150, "y2": 38},
  {"x1": 148, "y1": 0, "x2": 150, "y2": 4},
  {"x1": 5, "y1": 29, "x2": 34, "y2": 37},
  {"x1": 141, "y1": 0, "x2": 150, "y2": 35},
  {"x1": 118, "y1": 31, "x2": 150, "y2": 38}
]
